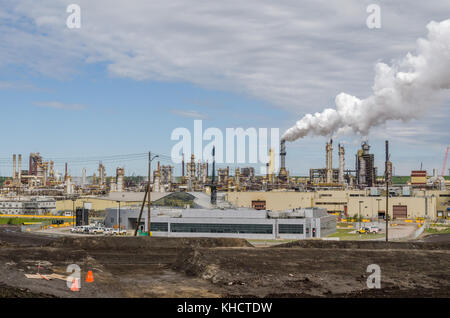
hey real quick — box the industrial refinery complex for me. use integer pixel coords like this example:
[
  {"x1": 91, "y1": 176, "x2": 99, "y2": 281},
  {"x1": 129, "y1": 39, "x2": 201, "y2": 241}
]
[{"x1": 0, "y1": 140, "x2": 448, "y2": 225}]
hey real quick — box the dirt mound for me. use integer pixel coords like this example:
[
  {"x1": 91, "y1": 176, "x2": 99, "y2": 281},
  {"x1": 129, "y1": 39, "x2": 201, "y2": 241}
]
[
  {"x1": 0, "y1": 283, "x2": 56, "y2": 298},
  {"x1": 172, "y1": 249, "x2": 230, "y2": 284},
  {"x1": 275, "y1": 240, "x2": 450, "y2": 250},
  {"x1": 51, "y1": 236, "x2": 252, "y2": 251}
]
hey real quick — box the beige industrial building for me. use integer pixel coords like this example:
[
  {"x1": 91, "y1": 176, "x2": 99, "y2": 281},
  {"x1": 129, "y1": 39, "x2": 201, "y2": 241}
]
[
  {"x1": 226, "y1": 189, "x2": 450, "y2": 220},
  {"x1": 55, "y1": 192, "x2": 172, "y2": 212}
]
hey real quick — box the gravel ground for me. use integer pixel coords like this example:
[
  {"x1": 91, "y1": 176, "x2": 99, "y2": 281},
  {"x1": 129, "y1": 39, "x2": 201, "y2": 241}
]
[{"x1": 0, "y1": 225, "x2": 449, "y2": 298}]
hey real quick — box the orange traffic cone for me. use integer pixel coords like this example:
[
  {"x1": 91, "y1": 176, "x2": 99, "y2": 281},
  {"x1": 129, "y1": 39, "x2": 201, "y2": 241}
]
[
  {"x1": 86, "y1": 271, "x2": 94, "y2": 283},
  {"x1": 70, "y1": 278, "x2": 80, "y2": 292}
]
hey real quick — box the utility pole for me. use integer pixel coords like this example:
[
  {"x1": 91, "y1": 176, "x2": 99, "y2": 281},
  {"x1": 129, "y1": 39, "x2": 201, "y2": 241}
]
[
  {"x1": 72, "y1": 197, "x2": 76, "y2": 227},
  {"x1": 358, "y1": 201, "x2": 363, "y2": 230},
  {"x1": 148, "y1": 152, "x2": 151, "y2": 235},
  {"x1": 134, "y1": 181, "x2": 149, "y2": 236},
  {"x1": 210, "y1": 146, "x2": 217, "y2": 205},
  {"x1": 146, "y1": 152, "x2": 159, "y2": 236},
  {"x1": 385, "y1": 140, "x2": 389, "y2": 242}
]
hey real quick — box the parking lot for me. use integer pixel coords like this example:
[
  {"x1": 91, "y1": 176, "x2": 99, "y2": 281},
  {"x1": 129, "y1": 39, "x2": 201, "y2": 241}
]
[{"x1": 70, "y1": 225, "x2": 127, "y2": 236}]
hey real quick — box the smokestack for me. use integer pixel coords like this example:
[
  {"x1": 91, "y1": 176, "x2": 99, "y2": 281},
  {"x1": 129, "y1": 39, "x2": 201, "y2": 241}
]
[
  {"x1": 210, "y1": 147, "x2": 217, "y2": 205},
  {"x1": 278, "y1": 140, "x2": 288, "y2": 182},
  {"x1": 50, "y1": 161, "x2": 54, "y2": 178},
  {"x1": 18, "y1": 154, "x2": 22, "y2": 183},
  {"x1": 338, "y1": 144, "x2": 345, "y2": 185},
  {"x1": 326, "y1": 139, "x2": 333, "y2": 183},
  {"x1": 280, "y1": 140, "x2": 286, "y2": 170},
  {"x1": 12, "y1": 154, "x2": 16, "y2": 180},
  {"x1": 182, "y1": 153, "x2": 185, "y2": 177},
  {"x1": 65, "y1": 162, "x2": 68, "y2": 181},
  {"x1": 82, "y1": 168, "x2": 87, "y2": 187}
]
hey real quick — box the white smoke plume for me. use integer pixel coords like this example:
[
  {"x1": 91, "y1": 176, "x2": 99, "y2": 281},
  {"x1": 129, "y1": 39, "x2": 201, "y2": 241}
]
[{"x1": 282, "y1": 19, "x2": 450, "y2": 142}]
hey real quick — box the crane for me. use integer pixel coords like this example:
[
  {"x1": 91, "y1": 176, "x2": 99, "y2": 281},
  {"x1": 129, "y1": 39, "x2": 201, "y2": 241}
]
[{"x1": 442, "y1": 146, "x2": 449, "y2": 177}]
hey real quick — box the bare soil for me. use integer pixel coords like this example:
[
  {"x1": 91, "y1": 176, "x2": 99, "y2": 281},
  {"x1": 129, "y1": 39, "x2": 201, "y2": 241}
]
[{"x1": 0, "y1": 225, "x2": 448, "y2": 298}]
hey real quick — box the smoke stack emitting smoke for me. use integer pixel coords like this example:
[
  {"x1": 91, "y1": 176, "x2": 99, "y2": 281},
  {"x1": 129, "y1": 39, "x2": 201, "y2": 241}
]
[{"x1": 282, "y1": 20, "x2": 450, "y2": 142}]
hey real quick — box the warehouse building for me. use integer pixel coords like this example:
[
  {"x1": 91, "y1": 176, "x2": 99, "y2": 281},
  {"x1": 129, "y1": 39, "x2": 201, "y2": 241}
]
[
  {"x1": 226, "y1": 189, "x2": 449, "y2": 220},
  {"x1": 104, "y1": 207, "x2": 336, "y2": 239}
]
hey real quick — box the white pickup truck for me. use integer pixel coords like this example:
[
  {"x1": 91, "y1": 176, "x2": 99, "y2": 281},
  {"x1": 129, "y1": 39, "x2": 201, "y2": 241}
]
[{"x1": 368, "y1": 226, "x2": 382, "y2": 233}]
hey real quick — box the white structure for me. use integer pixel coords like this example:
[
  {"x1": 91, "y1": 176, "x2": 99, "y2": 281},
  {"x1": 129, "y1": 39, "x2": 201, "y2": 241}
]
[
  {"x1": 0, "y1": 197, "x2": 56, "y2": 215},
  {"x1": 104, "y1": 207, "x2": 337, "y2": 239}
]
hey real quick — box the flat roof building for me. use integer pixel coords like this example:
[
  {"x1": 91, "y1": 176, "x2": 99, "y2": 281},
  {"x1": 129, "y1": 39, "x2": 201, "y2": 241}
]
[{"x1": 104, "y1": 207, "x2": 336, "y2": 240}]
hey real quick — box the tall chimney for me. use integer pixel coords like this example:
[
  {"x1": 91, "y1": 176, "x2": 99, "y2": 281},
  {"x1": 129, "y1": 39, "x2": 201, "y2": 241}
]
[
  {"x1": 338, "y1": 144, "x2": 345, "y2": 185},
  {"x1": 12, "y1": 154, "x2": 16, "y2": 180},
  {"x1": 278, "y1": 140, "x2": 288, "y2": 182},
  {"x1": 280, "y1": 140, "x2": 286, "y2": 170},
  {"x1": 182, "y1": 153, "x2": 185, "y2": 177},
  {"x1": 82, "y1": 168, "x2": 87, "y2": 187},
  {"x1": 18, "y1": 154, "x2": 22, "y2": 183},
  {"x1": 326, "y1": 139, "x2": 333, "y2": 183},
  {"x1": 210, "y1": 147, "x2": 217, "y2": 205}
]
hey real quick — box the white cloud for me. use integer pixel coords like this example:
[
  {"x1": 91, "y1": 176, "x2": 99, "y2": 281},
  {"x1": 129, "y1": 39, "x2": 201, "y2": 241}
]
[
  {"x1": 1, "y1": 1, "x2": 448, "y2": 112},
  {"x1": 169, "y1": 109, "x2": 209, "y2": 120},
  {"x1": 34, "y1": 101, "x2": 86, "y2": 111},
  {"x1": 0, "y1": 81, "x2": 35, "y2": 90},
  {"x1": 0, "y1": 0, "x2": 448, "y2": 165}
]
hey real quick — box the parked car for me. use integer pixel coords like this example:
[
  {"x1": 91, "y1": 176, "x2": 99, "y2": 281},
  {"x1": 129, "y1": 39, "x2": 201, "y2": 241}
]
[
  {"x1": 103, "y1": 228, "x2": 114, "y2": 235},
  {"x1": 357, "y1": 227, "x2": 370, "y2": 234},
  {"x1": 368, "y1": 226, "x2": 381, "y2": 233},
  {"x1": 89, "y1": 227, "x2": 104, "y2": 235},
  {"x1": 111, "y1": 229, "x2": 127, "y2": 236},
  {"x1": 71, "y1": 226, "x2": 87, "y2": 234}
]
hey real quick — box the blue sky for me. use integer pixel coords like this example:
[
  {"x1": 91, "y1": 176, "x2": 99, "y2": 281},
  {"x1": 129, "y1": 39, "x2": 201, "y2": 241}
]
[{"x1": 0, "y1": 1, "x2": 448, "y2": 177}]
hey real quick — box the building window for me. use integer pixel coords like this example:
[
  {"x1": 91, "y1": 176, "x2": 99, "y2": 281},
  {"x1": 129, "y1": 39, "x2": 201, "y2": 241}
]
[
  {"x1": 150, "y1": 222, "x2": 169, "y2": 232},
  {"x1": 279, "y1": 224, "x2": 304, "y2": 234},
  {"x1": 170, "y1": 223, "x2": 273, "y2": 234}
]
